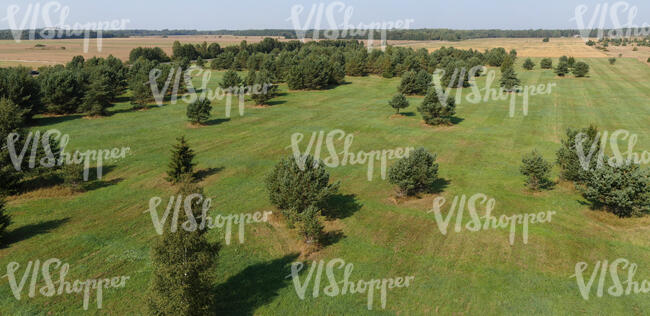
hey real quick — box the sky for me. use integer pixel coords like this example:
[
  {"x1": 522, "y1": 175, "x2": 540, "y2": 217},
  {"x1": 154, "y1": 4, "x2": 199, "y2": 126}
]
[{"x1": 2, "y1": 0, "x2": 650, "y2": 31}]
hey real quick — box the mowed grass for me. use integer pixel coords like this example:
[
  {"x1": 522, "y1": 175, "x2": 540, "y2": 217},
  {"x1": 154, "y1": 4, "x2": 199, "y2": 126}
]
[{"x1": 0, "y1": 57, "x2": 649, "y2": 315}]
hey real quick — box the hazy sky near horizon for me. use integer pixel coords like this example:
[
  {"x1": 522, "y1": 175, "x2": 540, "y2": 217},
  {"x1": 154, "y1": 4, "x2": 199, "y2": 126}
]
[{"x1": 2, "y1": 0, "x2": 649, "y2": 30}]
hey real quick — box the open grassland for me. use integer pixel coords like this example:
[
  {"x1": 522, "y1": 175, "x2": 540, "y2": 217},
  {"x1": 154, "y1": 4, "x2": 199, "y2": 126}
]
[{"x1": 0, "y1": 57, "x2": 649, "y2": 315}]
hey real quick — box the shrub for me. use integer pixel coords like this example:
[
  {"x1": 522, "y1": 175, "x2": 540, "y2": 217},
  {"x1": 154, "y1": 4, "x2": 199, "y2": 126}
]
[
  {"x1": 265, "y1": 155, "x2": 339, "y2": 226},
  {"x1": 583, "y1": 163, "x2": 650, "y2": 218},
  {"x1": 418, "y1": 88, "x2": 456, "y2": 126},
  {"x1": 556, "y1": 125, "x2": 601, "y2": 183},
  {"x1": 572, "y1": 62, "x2": 590, "y2": 77},
  {"x1": 388, "y1": 147, "x2": 439, "y2": 196},
  {"x1": 520, "y1": 150, "x2": 553, "y2": 190},
  {"x1": 195, "y1": 56, "x2": 205, "y2": 68},
  {"x1": 523, "y1": 58, "x2": 535, "y2": 70},
  {"x1": 609, "y1": 58, "x2": 617, "y2": 65},
  {"x1": 0, "y1": 197, "x2": 10, "y2": 246},
  {"x1": 298, "y1": 206, "x2": 324, "y2": 244},
  {"x1": 166, "y1": 136, "x2": 196, "y2": 184},
  {"x1": 567, "y1": 56, "x2": 576, "y2": 68},
  {"x1": 543, "y1": 37, "x2": 550, "y2": 43},
  {"x1": 540, "y1": 58, "x2": 553, "y2": 69},
  {"x1": 500, "y1": 67, "x2": 521, "y2": 91},
  {"x1": 60, "y1": 163, "x2": 86, "y2": 192},
  {"x1": 187, "y1": 98, "x2": 212, "y2": 124},
  {"x1": 555, "y1": 62, "x2": 569, "y2": 77},
  {"x1": 388, "y1": 94, "x2": 410, "y2": 114}
]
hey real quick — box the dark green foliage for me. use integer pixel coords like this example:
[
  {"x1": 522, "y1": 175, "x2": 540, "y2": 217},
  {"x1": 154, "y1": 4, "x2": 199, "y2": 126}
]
[
  {"x1": 0, "y1": 98, "x2": 27, "y2": 194},
  {"x1": 500, "y1": 54, "x2": 515, "y2": 73},
  {"x1": 66, "y1": 55, "x2": 85, "y2": 69},
  {"x1": 583, "y1": 163, "x2": 650, "y2": 218},
  {"x1": 572, "y1": 62, "x2": 590, "y2": 77},
  {"x1": 345, "y1": 49, "x2": 368, "y2": 76},
  {"x1": 147, "y1": 179, "x2": 218, "y2": 315},
  {"x1": 399, "y1": 70, "x2": 431, "y2": 95},
  {"x1": 520, "y1": 150, "x2": 553, "y2": 190},
  {"x1": 543, "y1": 37, "x2": 550, "y2": 42},
  {"x1": 166, "y1": 136, "x2": 196, "y2": 184},
  {"x1": 418, "y1": 88, "x2": 456, "y2": 125},
  {"x1": 210, "y1": 52, "x2": 235, "y2": 70},
  {"x1": 251, "y1": 71, "x2": 277, "y2": 105},
  {"x1": 389, "y1": 94, "x2": 410, "y2": 114},
  {"x1": 38, "y1": 67, "x2": 85, "y2": 114},
  {"x1": 60, "y1": 163, "x2": 86, "y2": 192},
  {"x1": 556, "y1": 125, "x2": 601, "y2": 183},
  {"x1": 0, "y1": 66, "x2": 42, "y2": 120},
  {"x1": 171, "y1": 40, "x2": 199, "y2": 61},
  {"x1": 486, "y1": 48, "x2": 507, "y2": 67},
  {"x1": 186, "y1": 98, "x2": 212, "y2": 124},
  {"x1": 81, "y1": 66, "x2": 113, "y2": 116},
  {"x1": 298, "y1": 206, "x2": 324, "y2": 244},
  {"x1": 523, "y1": 58, "x2": 535, "y2": 70},
  {"x1": 554, "y1": 62, "x2": 569, "y2": 76},
  {"x1": 567, "y1": 56, "x2": 576, "y2": 68},
  {"x1": 388, "y1": 147, "x2": 439, "y2": 196},
  {"x1": 287, "y1": 55, "x2": 344, "y2": 90},
  {"x1": 195, "y1": 56, "x2": 205, "y2": 68},
  {"x1": 129, "y1": 57, "x2": 158, "y2": 107},
  {"x1": 0, "y1": 197, "x2": 11, "y2": 246},
  {"x1": 500, "y1": 67, "x2": 521, "y2": 91},
  {"x1": 609, "y1": 58, "x2": 617, "y2": 65},
  {"x1": 220, "y1": 69, "x2": 242, "y2": 91},
  {"x1": 129, "y1": 47, "x2": 170, "y2": 63},
  {"x1": 540, "y1": 58, "x2": 553, "y2": 69},
  {"x1": 265, "y1": 155, "x2": 339, "y2": 226}
]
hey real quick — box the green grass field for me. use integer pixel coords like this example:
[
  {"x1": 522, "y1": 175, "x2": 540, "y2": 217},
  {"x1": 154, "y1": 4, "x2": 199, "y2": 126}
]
[{"x1": 1, "y1": 57, "x2": 649, "y2": 315}]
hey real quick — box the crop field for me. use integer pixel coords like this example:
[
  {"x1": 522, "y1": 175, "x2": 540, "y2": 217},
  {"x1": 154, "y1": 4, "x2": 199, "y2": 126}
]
[{"x1": 1, "y1": 51, "x2": 649, "y2": 315}]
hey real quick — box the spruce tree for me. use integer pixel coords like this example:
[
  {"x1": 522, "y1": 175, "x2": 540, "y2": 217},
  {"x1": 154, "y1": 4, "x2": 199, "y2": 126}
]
[
  {"x1": 166, "y1": 136, "x2": 196, "y2": 184},
  {"x1": 299, "y1": 205, "x2": 324, "y2": 244},
  {"x1": 556, "y1": 125, "x2": 601, "y2": 183},
  {"x1": 147, "y1": 177, "x2": 219, "y2": 315},
  {"x1": 572, "y1": 62, "x2": 590, "y2": 77},
  {"x1": 500, "y1": 67, "x2": 521, "y2": 92},
  {"x1": 187, "y1": 98, "x2": 212, "y2": 125},
  {"x1": 540, "y1": 58, "x2": 553, "y2": 69},
  {"x1": 417, "y1": 88, "x2": 456, "y2": 126},
  {"x1": 82, "y1": 67, "x2": 113, "y2": 116},
  {"x1": 388, "y1": 93, "x2": 410, "y2": 114},
  {"x1": 555, "y1": 62, "x2": 569, "y2": 77},
  {"x1": 219, "y1": 69, "x2": 242, "y2": 91},
  {"x1": 388, "y1": 147, "x2": 439, "y2": 196},
  {"x1": 251, "y1": 71, "x2": 278, "y2": 105},
  {"x1": 520, "y1": 150, "x2": 553, "y2": 190},
  {"x1": 0, "y1": 197, "x2": 11, "y2": 246}
]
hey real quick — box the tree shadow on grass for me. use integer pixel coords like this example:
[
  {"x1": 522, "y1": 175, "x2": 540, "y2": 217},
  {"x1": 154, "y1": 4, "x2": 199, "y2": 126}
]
[
  {"x1": 265, "y1": 100, "x2": 286, "y2": 106},
  {"x1": 83, "y1": 177, "x2": 124, "y2": 191},
  {"x1": 194, "y1": 167, "x2": 224, "y2": 182},
  {"x1": 449, "y1": 117, "x2": 465, "y2": 125},
  {"x1": 323, "y1": 194, "x2": 363, "y2": 220},
  {"x1": 204, "y1": 118, "x2": 230, "y2": 126},
  {"x1": 400, "y1": 111, "x2": 416, "y2": 117},
  {"x1": 1, "y1": 218, "x2": 70, "y2": 248},
  {"x1": 429, "y1": 177, "x2": 451, "y2": 194},
  {"x1": 321, "y1": 230, "x2": 346, "y2": 248},
  {"x1": 30, "y1": 114, "x2": 83, "y2": 127},
  {"x1": 213, "y1": 253, "x2": 299, "y2": 315}
]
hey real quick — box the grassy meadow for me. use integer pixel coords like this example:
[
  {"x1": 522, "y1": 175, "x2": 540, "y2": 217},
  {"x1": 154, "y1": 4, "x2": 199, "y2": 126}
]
[{"x1": 1, "y1": 57, "x2": 649, "y2": 315}]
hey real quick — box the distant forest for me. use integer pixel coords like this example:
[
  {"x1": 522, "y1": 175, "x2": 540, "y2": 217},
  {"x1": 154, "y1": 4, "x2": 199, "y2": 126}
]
[{"x1": 0, "y1": 29, "x2": 637, "y2": 41}]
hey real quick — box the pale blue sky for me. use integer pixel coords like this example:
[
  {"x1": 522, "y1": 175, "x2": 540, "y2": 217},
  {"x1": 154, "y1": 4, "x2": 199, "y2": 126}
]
[{"x1": 2, "y1": 0, "x2": 649, "y2": 30}]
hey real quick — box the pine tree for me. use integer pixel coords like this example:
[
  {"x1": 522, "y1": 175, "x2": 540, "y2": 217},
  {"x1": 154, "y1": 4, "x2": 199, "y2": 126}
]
[
  {"x1": 0, "y1": 197, "x2": 11, "y2": 246},
  {"x1": 556, "y1": 125, "x2": 601, "y2": 183},
  {"x1": 219, "y1": 69, "x2": 242, "y2": 91},
  {"x1": 166, "y1": 136, "x2": 196, "y2": 184},
  {"x1": 417, "y1": 88, "x2": 456, "y2": 126},
  {"x1": 251, "y1": 71, "x2": 277, "y2": 105},
  {"x1": 523, "y1": 58, "x2": 535, "y2": 70},
  {"x1": 299, "y1": 205, "x2": 324, "y2": 244},
  {"x1": 82, "y1": 67, "x2": 113, "y2": 116},
  {"x1": 500, "y1": 67, "x2": 521, "y2": 92},
  {"x1": 572, "y1": 62, "x2": 590, "y2": 77},
  {"x1": 388, "y1": 93, "x2": 410, "y2": 114},
  {"x1": 520, "y1": 150, "x2": 553, "y2": 191},
  {"x1": 554, "y1": 62, "x2": 569, "y2": 77},
  {"x1": 195, "y1": 56, "x2": 205, "y2": 68},
  {"x1": 388, "y1": 147, "x2": 439, "y2": 196},
  {"x1": 540, "y1": 58, "x2": 553, "y2": 69},
  {"x1": 147, "y1": 177, "x2": 219, "y2": 315},
  {"x1": 186, "y1": 98, "x2": 212, "y2": 125}
]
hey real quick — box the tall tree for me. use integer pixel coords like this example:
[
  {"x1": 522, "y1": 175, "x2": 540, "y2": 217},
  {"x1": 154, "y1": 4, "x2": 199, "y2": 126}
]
[
  {"x1": 500, "y1": 67, "x2": 521, "y2": 92},
  {"x1": 0, "y1": 197, "x2": 11, "y2": 246},
  {"x1": 147, "y1": 177, "x2": 219, "y2": 315},
  {"x1": 166, "y1": 136, "x2": 196, "y2": 184}
]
